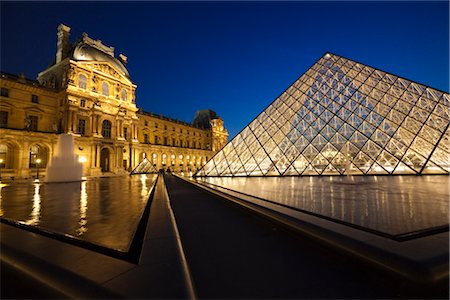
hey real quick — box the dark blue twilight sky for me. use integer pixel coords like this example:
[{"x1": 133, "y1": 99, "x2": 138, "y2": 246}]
[{"x1": 1, "y1": 1, "x2": 449, "y2": 139}]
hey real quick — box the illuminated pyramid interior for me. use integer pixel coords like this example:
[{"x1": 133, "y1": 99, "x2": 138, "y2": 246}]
[
  {"x1": 196, "y1": 53, "x2": 449, "y2": 176},
  {"x1": 131, "y1": 157, "x2": 158, "y2": 174}
]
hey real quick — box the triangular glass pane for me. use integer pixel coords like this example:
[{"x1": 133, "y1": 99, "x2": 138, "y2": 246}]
[
  {"x1": 283, "y1": 164, "x2": 300, "y2": 176},
  {"x1": 401, "y1": 149, "x2": 426, "y2": 173},
  {"x1": 427, "y1": 147, "x2": 450, "y2": 171},
  {"x1": 367, "y1": 162, "x2": 389, "y2": 175},
  {"x1": 377, "y1": 150, "x2": 400, "y2": 173},
  {"x1": 422, "y1": 160, "x2": 448, "y2": 174},
  {"x1": 351, "y1": 150, "x2": 374, "y2": 174},
  {"x1": 292, "y1": 154, "x2": 309, "y2": 174},
  {"x1": 393, "y1": 161, "x2": 416, "y2": 175}
]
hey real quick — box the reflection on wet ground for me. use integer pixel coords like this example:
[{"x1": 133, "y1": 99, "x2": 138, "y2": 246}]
[
  {"x1": 0, "y1": 175, "x2": 157, "y2": 251},
  {"x1": 196, "y1": 176, "x2": 449, "y2": 236}
]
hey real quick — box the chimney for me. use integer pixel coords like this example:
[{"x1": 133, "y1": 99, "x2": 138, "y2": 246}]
[
  {"x1": 56, "y1": 24, "x2": 71, "y2": 63},
  {"x1": 119, "y1": 54, "x2": 128, "y2": 65}
]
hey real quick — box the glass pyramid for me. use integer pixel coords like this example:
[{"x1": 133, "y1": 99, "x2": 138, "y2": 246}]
[
  {"x1": 196, "y1": 53, "x2": 449, "y2": 176},
  {"x1": 131, "y1": 157, "x2": 158, "y2": 174}
]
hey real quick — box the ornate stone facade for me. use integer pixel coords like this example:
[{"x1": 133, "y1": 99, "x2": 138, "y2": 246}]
[{"x1": 0, "y1": 24, "x2": 228, "y2": 179}]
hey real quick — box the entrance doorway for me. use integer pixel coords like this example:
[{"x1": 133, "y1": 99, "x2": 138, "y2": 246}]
[{"x1": 100, "y1": 148, "x2": 110, "y2": 172}]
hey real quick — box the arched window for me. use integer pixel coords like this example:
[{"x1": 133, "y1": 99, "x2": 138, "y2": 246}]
[
  {"x1": 78, "y1": 74, "x2": 87, "y2": 89},
  {"x1": 102, "y1": 82, "x2": 109, "y2": 96},
  {"x1": 102, "y1": 120, "x2": 112, "y2": 138},
  {"x1": 29, "y1": 145, "x2": 48, "y2": 168},
  {"x1": 162, "y1": 154, "x2": 167, "y2": 166},
  {"x1": 152, "y1": 153, "x2": 157, "y2": 166},
  {"x1": 121, "y1": 89, "x2": 127, "y2": 101}
]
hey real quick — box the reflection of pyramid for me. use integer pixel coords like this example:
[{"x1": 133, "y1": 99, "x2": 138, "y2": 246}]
[
  {"x1": 131, "y1": 157, "x2": 158, "y2": 174},
  {"x1": 196, "y1": 53, "x2": 450, "y2": 176}
]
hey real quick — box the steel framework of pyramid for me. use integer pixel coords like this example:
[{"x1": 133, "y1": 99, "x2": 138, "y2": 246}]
[
  {"x1": 196, "y1": 53, "x2": 450, "y2": 177},
  {"x1": 131, "y1": 157, "x2": 158, "y2": 174}
]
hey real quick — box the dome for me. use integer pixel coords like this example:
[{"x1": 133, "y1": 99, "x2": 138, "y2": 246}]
[
  {"x1": 73, "y1": 43, "x2": 130, "y2": 78},
  {"x1": 193, "y1": 109, "x2": 219, "y2": 128}
]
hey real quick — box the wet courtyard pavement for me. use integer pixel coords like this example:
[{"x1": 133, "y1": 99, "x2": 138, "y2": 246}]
[{"x1": 0, "y1": 174, "x2": 157, "y2": 251}]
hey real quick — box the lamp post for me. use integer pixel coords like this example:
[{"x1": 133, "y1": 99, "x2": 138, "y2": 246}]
[{"x1": 36, "y1": 158, "x2": 41, "y2": 180}]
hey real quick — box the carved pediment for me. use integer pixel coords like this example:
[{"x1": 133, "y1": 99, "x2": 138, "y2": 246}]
[{"x1": 77, "y1": 61, "x2": 133, "y2": 85}]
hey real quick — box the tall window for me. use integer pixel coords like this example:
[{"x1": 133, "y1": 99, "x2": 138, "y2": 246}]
[
  {"x1": 123, "y1": 127, "x2": 128, "y2": 140},
  {"x1": 80, "y1": 99, "x2": 86, "y2": 107},
  {"x1": 102, "y1": 120, "x2": 112, "y2": 138},
  {"x1": 164, "y1": 137, "x2": 168, "y2": 145},
  {"x1": 0, "y1": 111, "x2": 8, "y2": 128},
  {"x1": 78, "y1": 74, "x2": 87, "y2": 89},
  {"x1": 121, "y1": 89, "x2": 127, "y2": 101},
  {"x1": 144, "y1": 134, "x2": 149, "y2": 143},
  {"x1": 155, "y1": 136, "x2": 159, "y2": 144},
  {"x1": 78, "y1": 119, "x2": 86, "y2": 135},
  {"x1": 102, "y1": 82, "x2": 109, "y2": 96},
  {"x1": 1, "y1": 88, "x2": 9, "y2": 97},
  {"x1": 29, "y1": 116, "x2": 38, "y2": 131},
  {"x1": 162, "y1": 154, "x2": 167, "y2": 166},
  {"x1": 29, "y1": 145, "x2": 47, "y2": 168}
]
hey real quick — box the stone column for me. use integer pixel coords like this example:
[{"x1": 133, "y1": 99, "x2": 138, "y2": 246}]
[{"x1": 96, "y1": 144, "x2": 101, "y2": 167}]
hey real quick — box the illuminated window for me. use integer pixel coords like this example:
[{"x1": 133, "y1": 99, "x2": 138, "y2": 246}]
[
  {"x1": 102, "y1": 120, "x2": 112, "y2": 138},
  {"x1": 162, "y1": 154, "x2": 167, "y2": 165},
  {"x1": 78, "y1": 74, "x2": 87, "y2": 89},
  {"x1": 102, "y1": 82, "x2": 109, "y2": 96},
  {"x1": 121, "y1": 89, "x2": 127, "y2": 101},
  {"x1": 0, "y1": 144, "x2": 6, "y2": 167}
]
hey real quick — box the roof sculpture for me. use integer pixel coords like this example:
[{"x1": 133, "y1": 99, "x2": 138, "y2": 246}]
[{"x1": 196, "y1": 53, "x2": 449, "y2": 176}]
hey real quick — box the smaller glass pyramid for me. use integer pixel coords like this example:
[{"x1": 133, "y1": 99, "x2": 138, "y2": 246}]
[
  {"x1": 131, "y1": 157, "x2": 158, "y2": 174},
  {"x1": 196, "y1": 53, "x2": 449, "y2": 177}
]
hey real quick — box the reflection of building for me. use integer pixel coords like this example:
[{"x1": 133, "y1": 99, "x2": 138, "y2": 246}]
[
  {"x1": 0, "y1": 24, "x2": 228, "y2": 179},
  {"x1": 197, "y1": 53, "x2": 449, "y2": 177}
]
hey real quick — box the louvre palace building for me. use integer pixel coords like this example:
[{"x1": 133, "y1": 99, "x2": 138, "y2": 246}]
[{"x1": 0, "y1": 24, "x2": 228, "y2": 179}]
